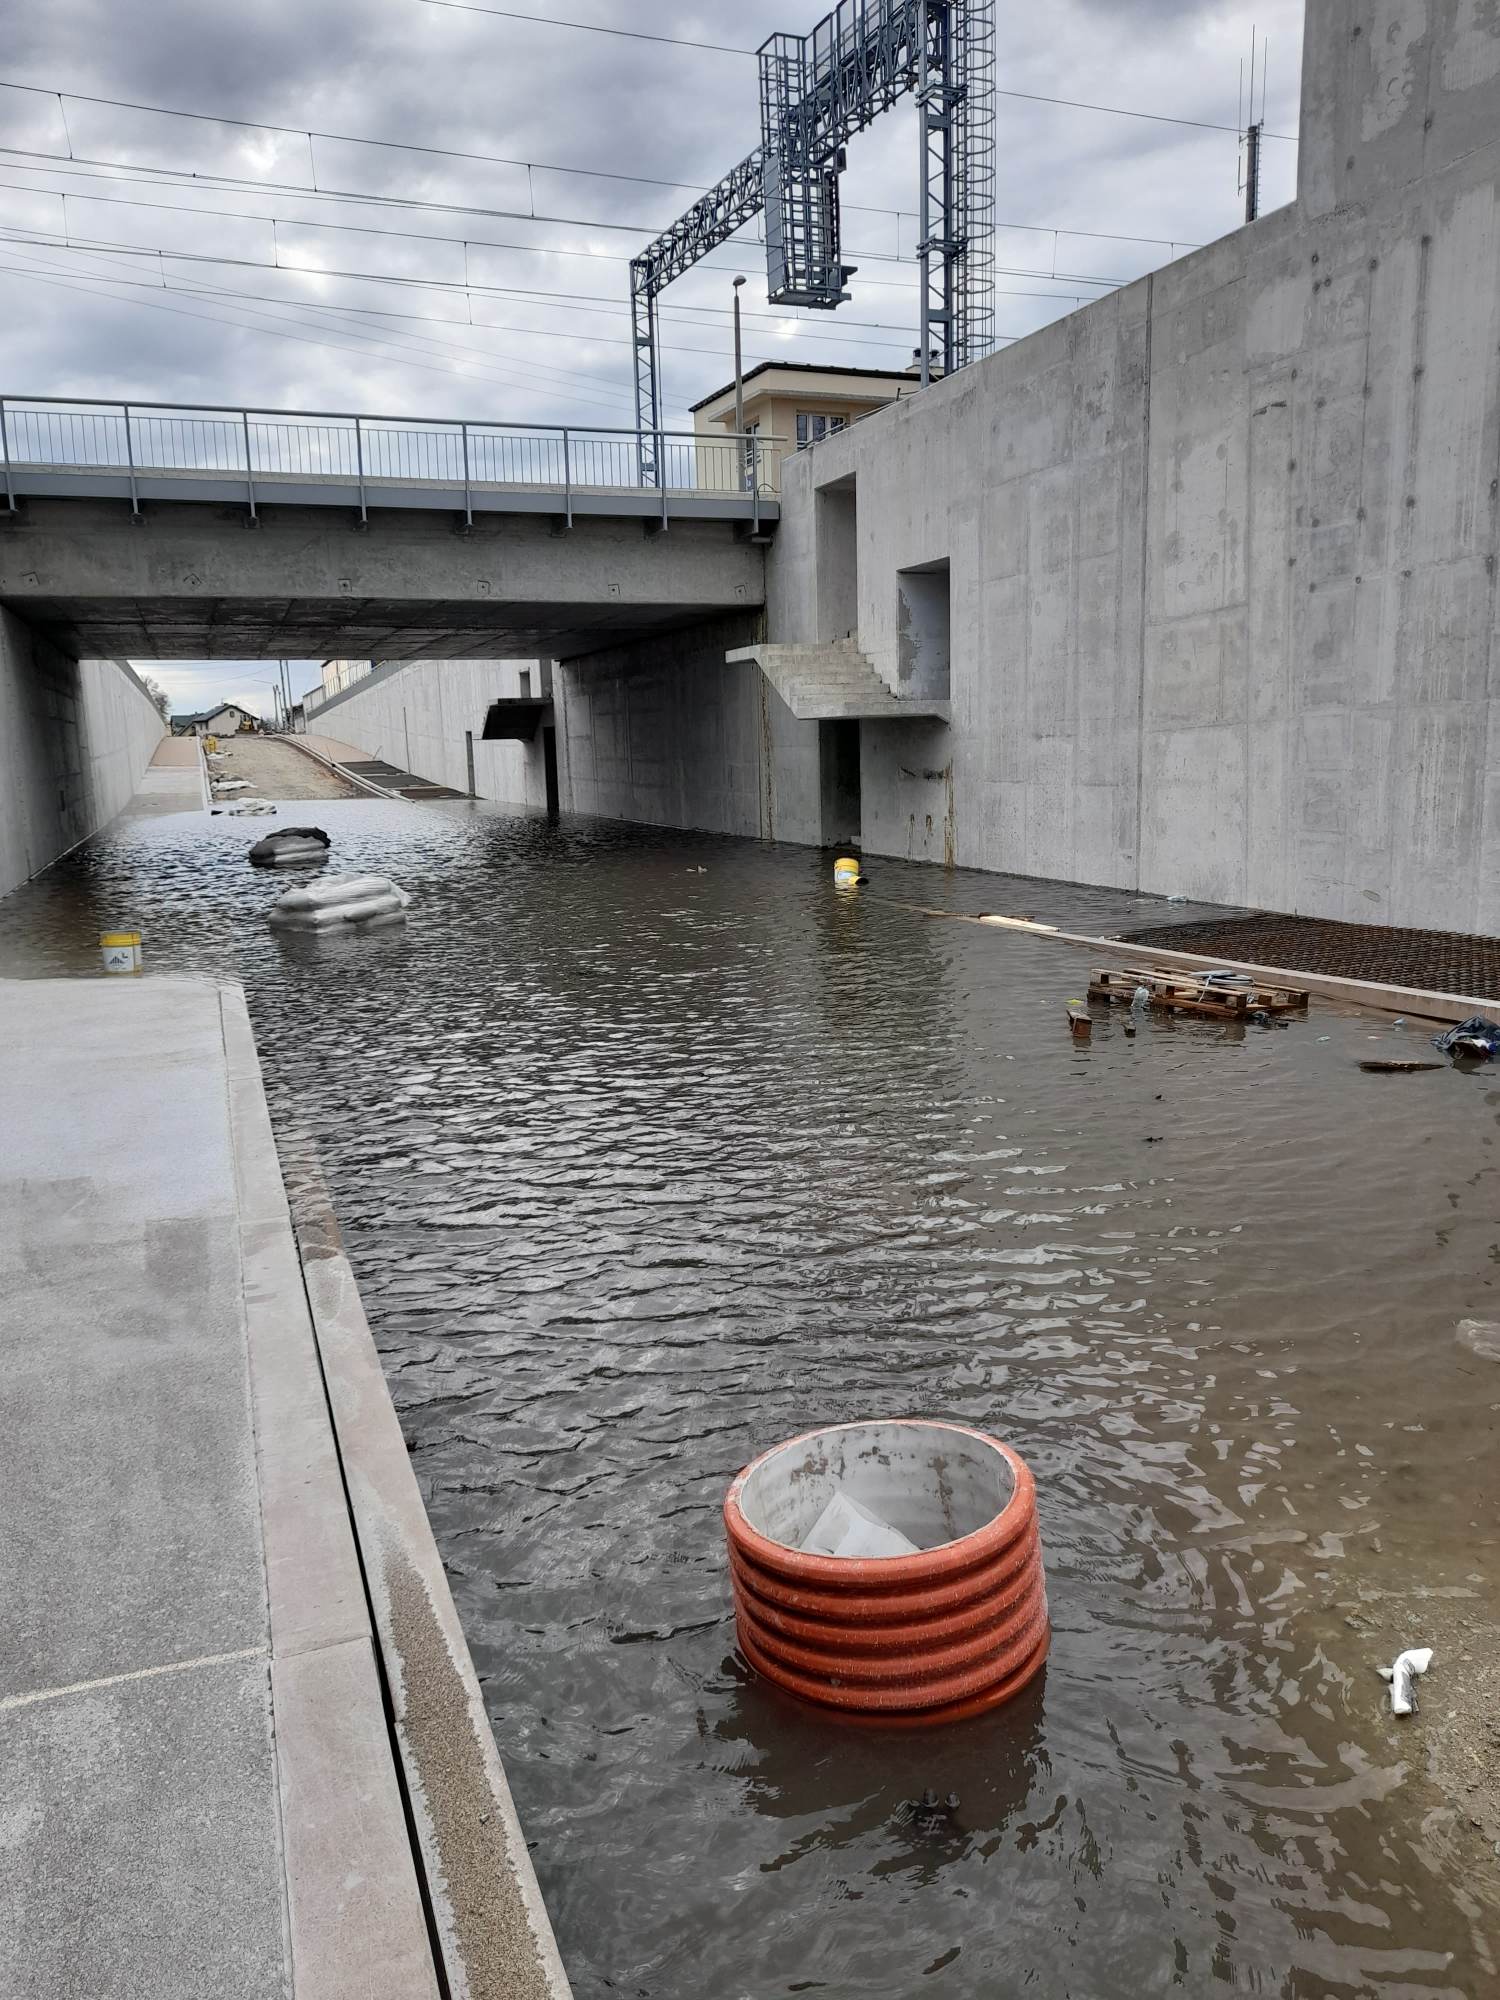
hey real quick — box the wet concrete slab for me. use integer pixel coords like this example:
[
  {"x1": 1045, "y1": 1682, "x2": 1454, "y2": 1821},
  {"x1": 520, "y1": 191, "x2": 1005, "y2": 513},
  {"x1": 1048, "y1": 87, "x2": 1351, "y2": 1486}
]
[
  {"x1": 0, "y1": 976, "x2": 438, "y2": 1999},
  {"x1": 1, "y1": 1653, "x2": 287, "y2": 2000}
]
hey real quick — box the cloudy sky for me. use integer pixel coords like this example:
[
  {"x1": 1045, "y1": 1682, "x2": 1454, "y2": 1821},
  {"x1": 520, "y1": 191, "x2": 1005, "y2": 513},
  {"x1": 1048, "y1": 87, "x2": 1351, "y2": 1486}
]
[{"x1": 0, "y1": 0, "x2": 1303, "y2": 714}]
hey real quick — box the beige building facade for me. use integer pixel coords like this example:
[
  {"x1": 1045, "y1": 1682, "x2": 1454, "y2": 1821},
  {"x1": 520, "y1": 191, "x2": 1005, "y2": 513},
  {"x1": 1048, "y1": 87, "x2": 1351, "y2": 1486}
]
[{"x1": 692, "y1": 363, "x2": 914, "y2": 494}]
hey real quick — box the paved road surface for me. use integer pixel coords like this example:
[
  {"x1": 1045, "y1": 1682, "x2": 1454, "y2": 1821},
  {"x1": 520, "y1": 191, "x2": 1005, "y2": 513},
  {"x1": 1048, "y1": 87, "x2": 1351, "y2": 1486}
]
[{"x1": 211, "y1": 735, "x2": 355, "y2": 800}]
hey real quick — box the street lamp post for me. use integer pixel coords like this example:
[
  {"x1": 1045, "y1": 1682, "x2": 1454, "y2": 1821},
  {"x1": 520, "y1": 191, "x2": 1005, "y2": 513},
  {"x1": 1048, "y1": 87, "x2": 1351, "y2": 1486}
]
[{"x1": 732, "y1": 273, "x2": 747, "y2": 491}]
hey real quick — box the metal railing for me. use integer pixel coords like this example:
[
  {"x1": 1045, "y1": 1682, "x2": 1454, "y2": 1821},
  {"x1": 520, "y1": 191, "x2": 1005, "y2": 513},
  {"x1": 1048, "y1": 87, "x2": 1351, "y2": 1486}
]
[{"x1": 0, "y1": 396, "x2": 777, "y2": 524}]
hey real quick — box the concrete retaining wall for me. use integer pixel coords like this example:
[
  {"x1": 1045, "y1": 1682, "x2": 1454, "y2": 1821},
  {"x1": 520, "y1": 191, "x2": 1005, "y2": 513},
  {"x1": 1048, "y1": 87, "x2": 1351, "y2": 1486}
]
[
  {"x1": 766, "y1": 0, "x2": 1500, "y2": 931},
  {"x1": 0, "y1": 608, "x2": 165, "y2": 898},
  {"x1": 553, "y1": 614, "x2": 822, "y2": 842},
  {"x1": 307, "y1": 658, "x2": 550, "y2": 807}
]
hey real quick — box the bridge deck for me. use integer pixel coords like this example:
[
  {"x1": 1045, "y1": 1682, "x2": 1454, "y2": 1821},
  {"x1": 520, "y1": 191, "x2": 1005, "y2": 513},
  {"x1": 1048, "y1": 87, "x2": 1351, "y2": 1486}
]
[{"x1": 8, "y1": 463, "x2": 778, "y2": 524}]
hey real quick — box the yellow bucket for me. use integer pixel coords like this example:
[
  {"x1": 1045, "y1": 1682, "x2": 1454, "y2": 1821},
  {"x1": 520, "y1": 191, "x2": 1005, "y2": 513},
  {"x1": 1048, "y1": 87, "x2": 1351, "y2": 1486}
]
[
  {"x1": 833, "y1": 855, "x2": 862, "y2": 888},
  {"x1": 100, "y1": 931, "x2": 142, "y2": 975}
]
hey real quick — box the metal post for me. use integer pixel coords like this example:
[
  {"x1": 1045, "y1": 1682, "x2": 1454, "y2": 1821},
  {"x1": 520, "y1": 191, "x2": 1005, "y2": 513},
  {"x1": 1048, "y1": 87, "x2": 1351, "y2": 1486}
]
[
  {"x1": 0, "y1": 398, "x2": 14, "y2": 513},
  {"x1": 354, "y1": 414, "x2": 367, "y2": 524},
  {"x1": 241, "y1": 409, "x2": 257, "y2": 521},
  {"x1": 465, "y1": 728, "x2": 476, "y2": 798},
  {"x1": 630, "y1": 260, "x2": 662, "y2": 489},
  {"x1": 562, "y1": 426, "x2": 573, "y2": 528},
  {"x1": 123, "y1": 403, "x2": 140, "y2": 517},
  {"x1": 461, "y1": 420, "x2": 472, "y2": 529},
  {"x1": 1244, "y1": 121, "x2": 1262, "y2": 224},
  {"x1": 751, "y1": 433, "x2": 761, "y2": 536},
  {"x1": 732, "y1": 274, "x2": 746, "y2": 490},
  {"x1": 917, "y1": 28, "x2": 931, "y2": 388}
]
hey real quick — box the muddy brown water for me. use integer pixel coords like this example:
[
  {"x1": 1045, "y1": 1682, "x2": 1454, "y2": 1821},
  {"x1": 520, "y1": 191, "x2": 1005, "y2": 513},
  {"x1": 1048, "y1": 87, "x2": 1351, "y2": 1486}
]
[{"x1": 4, "y1": 797, "x2": 1498, "y2": 1998}]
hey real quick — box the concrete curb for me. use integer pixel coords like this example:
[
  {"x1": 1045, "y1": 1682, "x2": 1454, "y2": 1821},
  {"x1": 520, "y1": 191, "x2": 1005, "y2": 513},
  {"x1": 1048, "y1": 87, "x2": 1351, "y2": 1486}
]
[
  {"x1": 284, "y1": 1140, "x2": 574, "y2": 2000},
  {"x1": 220, "y1": 987, "x2": 442, "y2": 2000}
]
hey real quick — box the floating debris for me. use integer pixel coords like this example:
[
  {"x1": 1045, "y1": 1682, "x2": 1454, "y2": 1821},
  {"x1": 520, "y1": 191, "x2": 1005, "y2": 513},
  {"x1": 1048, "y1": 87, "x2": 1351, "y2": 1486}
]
[
  {"x1": 1357, "y1": 1058, "x2": 1444, "y2": 1075},
  {"x1": 1432, "y1": 1016, "x2": 1500, "y2": 1062},
  {"x1": 1090, "y1": 964, "x2": 1309, "y2": 1020},
  {"x1": 1378, "y1": 1646, "x2": 1434, "y2": 1717},
  {"x1": 1456, "y1": 1320, "x2": 1500, "y2": 1363}
]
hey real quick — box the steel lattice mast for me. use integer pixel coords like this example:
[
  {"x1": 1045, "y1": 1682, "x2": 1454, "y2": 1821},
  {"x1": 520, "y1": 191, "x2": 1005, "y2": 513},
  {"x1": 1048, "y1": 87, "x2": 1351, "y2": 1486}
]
[{"x1": 628, "y1": 0, "x2": 996, "y2": 485}]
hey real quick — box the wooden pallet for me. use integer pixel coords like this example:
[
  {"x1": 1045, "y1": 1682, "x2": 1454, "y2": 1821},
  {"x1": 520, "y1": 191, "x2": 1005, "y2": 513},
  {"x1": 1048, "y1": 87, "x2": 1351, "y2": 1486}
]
[{"x1": 1088, "y1": 964, "x2": 1310, "y2": 1019}]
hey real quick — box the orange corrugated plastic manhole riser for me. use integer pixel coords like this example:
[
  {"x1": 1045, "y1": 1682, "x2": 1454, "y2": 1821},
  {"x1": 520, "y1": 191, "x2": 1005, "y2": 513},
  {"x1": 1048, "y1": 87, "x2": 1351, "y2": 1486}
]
[{"x1": 724, "y1": 1419, "x2": 1049, "y2": 1726}]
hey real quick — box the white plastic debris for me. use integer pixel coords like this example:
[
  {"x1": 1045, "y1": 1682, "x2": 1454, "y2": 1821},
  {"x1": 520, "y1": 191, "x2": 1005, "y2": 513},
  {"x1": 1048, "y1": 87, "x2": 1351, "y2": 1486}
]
[
  {"x1": 1457, "y1": 1319, "x2": 1500, "y2": 1362},
  {"x1": 801, "y1": 1488, "x2": 920, "y2": 1560},
  {"x1": 213, "y1": 776, "x2": 252, "y2": 792},
  {"x1": 228, "y1": 797, "x2": 276, "y2": 815},
  {"x1": 269, "y1": 873, "x2": 411, "y2": 931},
  {"x1": 1378, "y1": 1646, "x2": 1433, "y2": 1716},
  {"x1": 1131, "y1": 984, "x2": 1151, "y2": 1011}
]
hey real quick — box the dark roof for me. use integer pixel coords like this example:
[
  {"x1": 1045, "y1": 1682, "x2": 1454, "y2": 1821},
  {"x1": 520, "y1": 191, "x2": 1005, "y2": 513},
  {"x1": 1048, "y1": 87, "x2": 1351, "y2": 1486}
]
[{"x1": 690, "y1": 360, "x2": 912, "y2": 413}]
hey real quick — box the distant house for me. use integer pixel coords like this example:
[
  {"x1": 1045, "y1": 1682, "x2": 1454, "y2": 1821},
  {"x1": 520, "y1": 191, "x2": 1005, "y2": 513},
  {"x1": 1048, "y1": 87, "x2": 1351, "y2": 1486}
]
[{"x1": 172, "y1": 702, "x2": 259, "y2": 737}]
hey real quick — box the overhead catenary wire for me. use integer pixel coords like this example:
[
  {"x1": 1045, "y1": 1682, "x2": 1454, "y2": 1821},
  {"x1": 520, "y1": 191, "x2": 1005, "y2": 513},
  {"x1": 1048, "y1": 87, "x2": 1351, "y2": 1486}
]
[
  {"x1": 1, "y1": 233, "x2": 1009, "y2": 412},
  {"x1": 412, "y1": 2, "x2": 1298, "y2": 138},
  {"x1": 0, "y1": 54, "x2": 1271, "y2": 420},
  {"x1": 0, "y1": 72, "x2": 1295, "y2": 210},
  {"x1": 0, "y1": 223, "x2": 1133, "y2": 302},
  {"x1": 0, "y1": 144, "x2": 1203, "y2": 257},
  {"x1": 0, "y1": 160, "x2": 1152, "y2": 310},
  {"x1": 3, "y1": 245, "x2": 990, "y2": 367},
  {"x1": 0, "y1": 208, "x2": 1096, "y2": 345},
  {"x1": 0, "y1": 171, "x2": 1146, "y2": 290},
  {"x1": 0, "y1": 246, "x2": 638, "y2": 409}
]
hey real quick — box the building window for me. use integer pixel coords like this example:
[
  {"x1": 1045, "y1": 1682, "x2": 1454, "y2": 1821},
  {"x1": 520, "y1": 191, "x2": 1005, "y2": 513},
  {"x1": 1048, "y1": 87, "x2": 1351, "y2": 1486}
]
[{"x1": 795, "y1": 411, "x2": 849, "y2": 449}]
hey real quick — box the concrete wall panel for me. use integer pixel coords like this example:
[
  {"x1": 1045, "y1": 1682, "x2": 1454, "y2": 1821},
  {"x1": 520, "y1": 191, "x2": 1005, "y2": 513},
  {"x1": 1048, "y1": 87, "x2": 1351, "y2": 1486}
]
[
  {"x1": 0, "y1": 608, "x2": 164, "y2": 898},
  {"x1": 553, "y1": 614, "x2": 812, "y2": 842},
  {"x1": 306, "y1": 657, "x2": 549, "y2": 807},
  {"x1": 759, "y1": 0, "x2": 1500, "y2": 931}
]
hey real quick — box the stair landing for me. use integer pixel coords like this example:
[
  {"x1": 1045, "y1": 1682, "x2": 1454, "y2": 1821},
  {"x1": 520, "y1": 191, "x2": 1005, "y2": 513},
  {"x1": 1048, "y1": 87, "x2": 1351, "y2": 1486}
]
[{"x1": 727, "y1": 641, "x2": 950, "y2": 722}]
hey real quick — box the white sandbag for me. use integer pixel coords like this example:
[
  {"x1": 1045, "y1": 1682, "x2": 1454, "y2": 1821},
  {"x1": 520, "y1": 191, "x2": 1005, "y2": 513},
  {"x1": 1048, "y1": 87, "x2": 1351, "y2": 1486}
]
[
  {"x1": 268, "y1": 873, "x2": 411, "y2": 931},
  {"x1": 801, "y1": 1488, "x2": 920, "y2": 1560},
  {"x1": 272, "y1": 896, "x2": 409, "y2": 931},
  {"x1": 229, "y1": 797, "x2": 276, "y2": 815},
  {"x1": 214, "y1": 777, "x2": 251, "y2": 792},
  {"x1": 272, "y1": 873, "x2": 403, "y2": 914}
]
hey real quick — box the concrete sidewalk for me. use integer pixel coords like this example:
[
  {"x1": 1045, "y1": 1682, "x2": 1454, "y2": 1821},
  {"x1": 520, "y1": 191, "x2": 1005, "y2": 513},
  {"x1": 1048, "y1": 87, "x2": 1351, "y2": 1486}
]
[{"x1": 0, "y1": 978, "x2": 437, "y2": 1999}]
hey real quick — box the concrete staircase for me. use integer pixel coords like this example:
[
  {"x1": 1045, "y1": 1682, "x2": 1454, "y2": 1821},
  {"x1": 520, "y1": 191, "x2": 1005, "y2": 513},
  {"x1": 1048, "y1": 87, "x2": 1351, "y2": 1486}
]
[
  {"x1": 339, "y1": 758, "x2": 466, "y2": 801},
  {"x1": 726, "y1": 639, "x2": 950, "y2": 722}
]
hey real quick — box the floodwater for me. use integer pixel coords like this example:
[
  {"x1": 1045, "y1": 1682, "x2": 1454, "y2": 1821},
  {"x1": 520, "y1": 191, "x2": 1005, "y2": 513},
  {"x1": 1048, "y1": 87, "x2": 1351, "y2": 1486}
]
[{"x1": 4, "y1": 796, "x2": 1500, "y2": 1998}]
